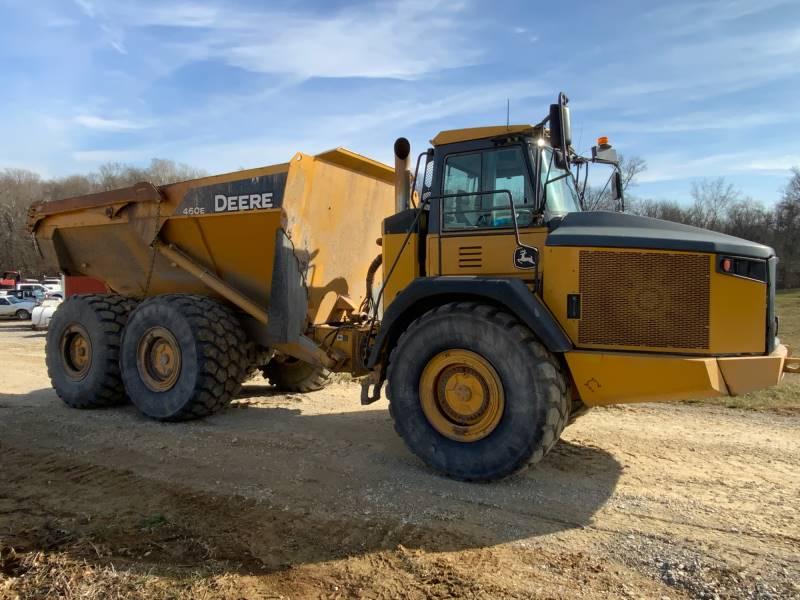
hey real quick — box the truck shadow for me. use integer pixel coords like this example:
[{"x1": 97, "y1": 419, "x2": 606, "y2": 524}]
[{"x1": 0, "y1": 386, "x2": 622, "y2": 580}]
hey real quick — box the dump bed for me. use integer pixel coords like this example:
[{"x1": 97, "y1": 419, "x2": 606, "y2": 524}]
[{"x1": 29, "y1": 148, "x2": 395, "y2": 327}]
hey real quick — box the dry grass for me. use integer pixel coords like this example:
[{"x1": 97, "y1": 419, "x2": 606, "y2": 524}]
[
  {"x1": 0, "y1": 534, "x2": 243, "y2": 600},
  {"x1": 685, "y1": 288, "x2": 800, "y2": 412}
]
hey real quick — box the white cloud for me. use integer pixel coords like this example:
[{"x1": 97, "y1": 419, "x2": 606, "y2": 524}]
[
  {"x1": 73, "y1": 0, "x2": 95, "y2": 18},
  {"x1": 644, "y1": 0, "x2": 794, "y2": 37},
  {"x1": 637, "y1": 150, "x2": 800, "y2": 184},
  {"x1": 744, "y1": 155, "x2": 800, "y2": 173},
  {"x1": 100, "y1": 24, "x2": 126, "y2": 54},
  {"x1": 75, "y1": 0, "x2": 482, "y2": 80},
  {"x1": 45, "y1": 16, "x2": 79, "y2": 28},
  {"x1": 72, "y1": 148, "x2": 152, "y2": 162},
  {"x1": 74, "y1": 115, "x2": 149, "y2": 131},
  {"x1": 602, "y1": 110, "x2": 798, "y2": 134}
]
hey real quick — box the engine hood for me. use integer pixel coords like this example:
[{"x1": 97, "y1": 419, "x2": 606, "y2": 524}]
[{"x1": 546, "y1": 211, "x2": 774, "y2": 259}]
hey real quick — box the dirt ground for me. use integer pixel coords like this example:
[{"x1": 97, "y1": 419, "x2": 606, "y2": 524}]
[{"x1": 0, "y1": 319, "x2": 798, "y2": 599}]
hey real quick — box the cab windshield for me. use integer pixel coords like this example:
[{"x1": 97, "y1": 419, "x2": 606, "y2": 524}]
[{"x1": 532, "y1": 146, "x2": 581, "y2": 216}]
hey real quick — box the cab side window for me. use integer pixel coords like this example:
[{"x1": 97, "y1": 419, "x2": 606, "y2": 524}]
[
  {"x1": 442, "y1": 152, "x2": 482, "y2": 230},
  {"x1": 0, "y1": 298, "x2": 8, "y2": 305},
  {"x1": 441, "y1": 146, "x2": 532, "y2": 231}
]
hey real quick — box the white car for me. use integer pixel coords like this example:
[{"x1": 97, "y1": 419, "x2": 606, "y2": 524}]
[
  {"x1": 0, "y1": 295, "x2": 36, "y2": 320},
  {"x1": 17, "y1": 283, "x2": 48, "y2": 300},
  {"x1": 42, "y1": 277, "x2": 63, "y2": 295},
  {"x1": 31, "y1": 297, "x2": 62, "y2": 330}
]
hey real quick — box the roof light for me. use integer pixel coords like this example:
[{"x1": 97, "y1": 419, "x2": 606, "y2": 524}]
[{"x1": 597, "y1": 136, "x2": 609, "y2": 146}]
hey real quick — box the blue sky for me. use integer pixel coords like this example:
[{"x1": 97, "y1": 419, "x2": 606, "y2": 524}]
[{"x1": 1, "y1": 0, "x2": 798, "y2": 204}]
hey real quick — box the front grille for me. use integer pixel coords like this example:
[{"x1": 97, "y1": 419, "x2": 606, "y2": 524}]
[{"x1": 578, "y1": 250, "x2": 710, "y2": 350}]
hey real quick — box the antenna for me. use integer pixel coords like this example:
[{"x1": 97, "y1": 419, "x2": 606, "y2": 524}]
[{"x1": 506, "y1": 98, "x2": 510, "y2": 128}]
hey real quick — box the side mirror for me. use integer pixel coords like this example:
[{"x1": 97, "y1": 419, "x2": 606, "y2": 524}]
[
  {"x1": 612, "y1": 170, "x2": 625, "y2": 211},
  {"x1": 552, "y1": 148, "x2": 569, "y2": 170},
  {"x1": 549, "y1": 101, "x2": 572, "y2": 150}
]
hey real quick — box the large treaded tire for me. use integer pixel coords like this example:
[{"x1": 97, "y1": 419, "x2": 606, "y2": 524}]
[
  {"x1": 120, "y1": 294, "x2": 249, "y2": 421},
  {"x1": 46, "y1": 294, "x2": 136, "y2": 409},
  {"x1": 386, "y1": 302, "x2": 570, "y2": 481},
  {"x1": 261, "y1": 358, "x2": 330, "y2": 393}
]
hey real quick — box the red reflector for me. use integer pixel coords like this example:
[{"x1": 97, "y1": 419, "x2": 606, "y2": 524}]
[{"x1": 722, "y1": 258, "x2": 732, "y2": 272}]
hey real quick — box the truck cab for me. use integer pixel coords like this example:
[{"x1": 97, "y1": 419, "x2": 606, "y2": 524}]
[{"x1": 376, "y1": 113, "x2": 790, "y2": 408}]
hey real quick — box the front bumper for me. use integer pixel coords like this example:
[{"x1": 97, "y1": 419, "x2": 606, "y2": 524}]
[
  {"x1": 565, "y1": 344, "x2": 796, "y2": 407},
  {"x1": 717, "y1": 344, "x2": 794, "y2": 395}
]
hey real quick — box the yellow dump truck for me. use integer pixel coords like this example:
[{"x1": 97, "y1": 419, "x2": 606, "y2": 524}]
[{"x1": 29, "y1": 93, "x2": 798, "y2": 481}]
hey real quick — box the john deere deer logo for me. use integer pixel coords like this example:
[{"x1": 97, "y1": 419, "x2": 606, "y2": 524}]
[{"x1": 513, "y1": 245, "x2": 539, "y2": 270}]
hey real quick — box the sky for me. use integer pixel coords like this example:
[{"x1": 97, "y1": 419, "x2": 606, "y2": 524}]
[{"x1": 0, "y1": 0, "x2": 798, "y2": 204}]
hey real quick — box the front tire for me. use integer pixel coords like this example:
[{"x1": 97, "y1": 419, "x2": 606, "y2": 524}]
[
  {"x1": 386, "y1": 302, "x2": 569, "y2": 481},
  {"x1": 16, "y1": 309, "x2": 31, "y2": 320},
  {"x1": 120, "y1": 295, "x2": 249, "y2": 421},
  {"x1": 45, "y1": 294, "x2": 136, "y2": 409}
]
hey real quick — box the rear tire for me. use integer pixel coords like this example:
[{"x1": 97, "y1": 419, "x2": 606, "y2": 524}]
[
  {"x1": 46, "y1": 294, "x2": 136, "y2": 409},
  {"x1": 16, "y1": 309, "x2": 31, "y2": 320},
  {"x1": 262, "y1": 357, "x2": 330, "y2": 393},
  {"x1": 120, "y1": 294, "x2": 249, "y2": 421},
  {"x1": 386, "y1": 302, "x2": 569, "y2": 481}
]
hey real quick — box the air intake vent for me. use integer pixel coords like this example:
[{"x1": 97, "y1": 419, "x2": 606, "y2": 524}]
[
  {"x1": 578, "y1": 250, "x2": 710, "y2": 350},
  {"x1": 458, "y1": 245, "x2": 482, "y2": 269}
]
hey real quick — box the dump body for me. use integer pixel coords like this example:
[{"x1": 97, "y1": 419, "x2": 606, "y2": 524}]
[{"x1": 29, "y1": 148, "x2": 394, "y2": 335}]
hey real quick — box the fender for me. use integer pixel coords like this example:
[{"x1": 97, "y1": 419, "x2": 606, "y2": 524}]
[{"x1": 367, "y1": 277, "x2": 572, "y2": 369}]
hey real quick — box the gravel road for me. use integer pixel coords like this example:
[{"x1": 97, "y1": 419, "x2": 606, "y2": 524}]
[{"x1": 0, "y1": 320, "x2": 798, "y2": 599}]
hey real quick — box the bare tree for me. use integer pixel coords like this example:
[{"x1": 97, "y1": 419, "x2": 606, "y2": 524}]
[
  {"x1": 724, "y1": 200, "x2": 773, "y2": 243},
  {"x1": 582, "y1": 154, "x2": 648, "y2": 211},
  {"x1": 774, "y1": 167, "x2": 800, "y2": 287},
  {"x1": 629, "y1": 197, "x2": 692, "y2": 224},
  {"x1": 688, "y1": 177, "x2": 740, "y2": 230}
]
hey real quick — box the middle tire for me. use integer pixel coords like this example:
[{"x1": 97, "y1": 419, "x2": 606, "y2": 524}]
[
  {"x1": 120, "y1": 294, "x2": 248, "y2": 421},
  {"x1": 261, "y1": 357, "x2": 330, "y2": 393}
]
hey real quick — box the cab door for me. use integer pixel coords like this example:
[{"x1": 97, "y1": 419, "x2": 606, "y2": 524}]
[{"x1": 427, "y1": 144, "x2": 547, "y2": 282}]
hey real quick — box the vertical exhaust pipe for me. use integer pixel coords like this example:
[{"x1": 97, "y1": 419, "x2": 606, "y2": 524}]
[{"x1": 393, "y1": 137, "x2": 411, "y2": 213}]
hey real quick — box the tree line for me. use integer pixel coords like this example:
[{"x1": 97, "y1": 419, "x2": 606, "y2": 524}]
[
  {"x1": 1, "y1": 157, "x2": 798, "y2": 288},
  {"x1": 0, "y1": 160, "x2": 205, "y2": 276}
]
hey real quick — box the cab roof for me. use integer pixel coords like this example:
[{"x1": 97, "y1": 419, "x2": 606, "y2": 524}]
[{"x1": 430, "y1": 124, "x2": 544, "y2": 146}]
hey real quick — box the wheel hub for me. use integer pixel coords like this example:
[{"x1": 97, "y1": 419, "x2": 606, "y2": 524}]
[
  {"x1": 60, "y1": 324, "x2": 92, "y2": 381},
  {"x1": 137, "y1": 327, "x2": 182, "y2": 392},
  {"x1": 420, "y1": 349, "x2": 504, "y2": 442}
]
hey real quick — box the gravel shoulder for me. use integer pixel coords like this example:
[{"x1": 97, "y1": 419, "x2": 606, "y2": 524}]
[{"x1": 1, "y1": 320, "x2": 798, "y2": 599}]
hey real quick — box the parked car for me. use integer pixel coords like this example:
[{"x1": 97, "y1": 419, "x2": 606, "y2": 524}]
[
  {"x1": 41, "y1": 277, "x2": 63, "y2": 295},
  {"x1": 0, "y1": 295, "x2": 35, "y2": 320},
  {"x1": 18, "y1": 283, "x2": 47, "y2": 297},
  {"x1": 31, "y1": 297, "x2": 62, "y2": 330}
]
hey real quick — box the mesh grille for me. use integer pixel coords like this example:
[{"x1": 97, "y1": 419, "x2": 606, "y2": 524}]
[{"x1": 578, "y1": 250, "x2": 710, "y2": 349}]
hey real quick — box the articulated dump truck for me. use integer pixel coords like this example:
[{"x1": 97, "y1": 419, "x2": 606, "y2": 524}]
[{"x1": 29, "y1": 93, "x2": 798, "y2": 481}]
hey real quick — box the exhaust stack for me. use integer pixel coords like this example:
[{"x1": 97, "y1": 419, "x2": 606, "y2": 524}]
[{"x1": 393, "y1": 137, "x2": 411, "y2": 213}]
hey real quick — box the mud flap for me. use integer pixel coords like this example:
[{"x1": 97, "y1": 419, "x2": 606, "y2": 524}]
[{"x1": 265, "y1": 229, "x2": 308, "y2": 345}]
